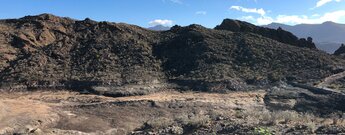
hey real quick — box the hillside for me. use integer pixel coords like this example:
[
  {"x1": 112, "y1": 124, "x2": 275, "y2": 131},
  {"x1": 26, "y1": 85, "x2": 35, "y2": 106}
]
[
  {"x1": 0, "y1": 14, "x2": 165, "y2": 91},
  {"x1": 0, "y1": 14, "x2": 344, "y2": 93}
]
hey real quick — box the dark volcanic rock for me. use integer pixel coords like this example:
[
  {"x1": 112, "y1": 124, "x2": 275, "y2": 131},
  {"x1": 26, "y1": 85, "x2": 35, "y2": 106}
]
[
  {"x1": 0, "y1": 14, "x2": 344, "y2": 93},
  {"x1": 215, "y1": 19, "x2": 317, "y2": 49},
  {"x1": 334, "y1": 43, "x2": 345, "y2": 55},
  {"x1": 157, "y1": 24, "x2": 344, "y2": 88},
  {"x1": 0, "y1": 14, "x2": 165, "y2": 90}
]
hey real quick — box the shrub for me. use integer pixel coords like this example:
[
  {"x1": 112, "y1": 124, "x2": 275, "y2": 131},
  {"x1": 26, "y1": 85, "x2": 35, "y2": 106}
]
[
  {"x1": 145, "y1": 117, "x2": 174, "y2": 129},
  {"x1": 254, "y1": 127, "x2": 273, "y2": 135},
  {"x1": 177, "y1": 115, "x2": 211, "y2": 128}
]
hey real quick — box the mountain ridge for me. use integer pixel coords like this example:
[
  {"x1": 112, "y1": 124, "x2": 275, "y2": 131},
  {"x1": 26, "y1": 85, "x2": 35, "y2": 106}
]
[
  {"x1": 215, "y1": 19, "x2": 317, "y2": 49},
  {"x1": 264, "y1": 22, "x2": 345, "y2": 53}
]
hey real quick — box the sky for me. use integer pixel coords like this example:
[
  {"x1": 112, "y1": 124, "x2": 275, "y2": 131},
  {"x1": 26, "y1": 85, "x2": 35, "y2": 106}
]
[{"x1": 0, "y1": 0, "x2": 345, "y2": 28}]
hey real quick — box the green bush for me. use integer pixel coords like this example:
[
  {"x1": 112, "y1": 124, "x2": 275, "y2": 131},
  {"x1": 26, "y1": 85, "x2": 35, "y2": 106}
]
[{"x1": 254, "y1": 127, "x2": 273, "y2": 135}]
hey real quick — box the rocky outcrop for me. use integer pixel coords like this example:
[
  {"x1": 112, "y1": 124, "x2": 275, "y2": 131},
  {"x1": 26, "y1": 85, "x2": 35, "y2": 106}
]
[
  {"x1": 0, "y1": 14, "x2": 344, "y2": 94},
  {"x1": 334, "y1": 44, "x2": 345, "y2": 55},
  {"x1": 215, "y1": 19, "x2": 316, "y2": 49}
]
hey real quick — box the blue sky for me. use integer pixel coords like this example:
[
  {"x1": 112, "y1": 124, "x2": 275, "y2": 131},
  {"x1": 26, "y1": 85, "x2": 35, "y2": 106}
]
[{"x1": 0, "y1": 0, "x2": 345, "y2": 28}]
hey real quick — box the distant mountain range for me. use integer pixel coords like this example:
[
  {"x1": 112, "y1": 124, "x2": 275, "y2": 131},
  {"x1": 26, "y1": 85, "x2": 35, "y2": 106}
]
[
  {"x1": 264, "y1": 21, "x2": 345, "y2": 53},
  {"x1": 147, "y1": 25, "x2": 170, "y2": 31}
]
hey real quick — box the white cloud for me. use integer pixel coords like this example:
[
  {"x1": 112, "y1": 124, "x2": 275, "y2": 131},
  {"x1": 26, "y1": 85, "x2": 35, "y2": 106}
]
[
  {"x1": 149, "y1": 19, "x2": 174, "y2": 26},
  {"x1": 319, "y1": 10, "x2": 345, "y2": 22},
  {"x1": 243, "y1": 10, "x2": 345, "y2": 25},
  {"x1": 316, "y1": 0, "x2": 333, "y2": 7},
  {"x1": 315, "y1": 0, "x2": 343, "y2": 8},
  {"x1": 230, "y1": 6, "x2": 266, "y2": 16},
  {"x1": 274, "y1": 15, "x2": 309, "y2": 24},
  {"x1": 275, "y1": 10, "x2": 345, "y2": 24},
  {"x1": 196, "y1": 11, "x2": 207, "y2": 15}
]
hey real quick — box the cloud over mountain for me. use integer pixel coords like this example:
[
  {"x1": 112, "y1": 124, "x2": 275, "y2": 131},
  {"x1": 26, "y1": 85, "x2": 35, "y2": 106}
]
[
  {"x1": 149, "y1": 19, "x2": 174, "y2": 26},
  {"x1": 240, "y1": 10, "x2": 345, "y2": 25}
]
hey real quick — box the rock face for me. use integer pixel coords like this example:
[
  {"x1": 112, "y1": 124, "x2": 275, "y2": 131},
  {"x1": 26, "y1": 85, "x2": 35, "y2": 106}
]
[
  {"x1": 334, "y1": 44, "x2": 345, "y2": 55},
  {"x1": 215, "y1": 19, "x2": 317, "y2": 49},
  {"x1": 0, "y1": 14, "x2": 344, "y2": 93}
]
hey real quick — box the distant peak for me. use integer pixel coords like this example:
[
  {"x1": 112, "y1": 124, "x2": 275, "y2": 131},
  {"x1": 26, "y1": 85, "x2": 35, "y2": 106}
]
[
  {"x1": 148, "y1": 24, "x2": 171, "y2": 31},
  {"x1": 322, "y1": 21, "x2": 336, "y2": 24},
  {"x1": 269, "y1": 22, "x2": 283, "y2": 25},
  {"x1": 152, "y1": 24, "x2": 165, "y2": 27}
]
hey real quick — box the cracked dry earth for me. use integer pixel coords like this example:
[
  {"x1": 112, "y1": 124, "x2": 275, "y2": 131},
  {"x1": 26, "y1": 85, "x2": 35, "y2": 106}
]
[{"x1": 0, "y1": 90, "x2": 266, "y2": 135}]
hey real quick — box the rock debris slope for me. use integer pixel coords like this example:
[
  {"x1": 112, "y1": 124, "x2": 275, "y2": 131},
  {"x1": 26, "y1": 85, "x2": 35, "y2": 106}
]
[{"x1": 0, "y1": 14, "x2": 344, "y2": 93}]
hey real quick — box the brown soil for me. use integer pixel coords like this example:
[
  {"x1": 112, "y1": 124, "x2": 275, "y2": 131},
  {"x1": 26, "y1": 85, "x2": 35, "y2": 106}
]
[
  {"x1": 2, "y1": 89, "x2": 345, "y2": 134},
  {"x1": 0, "y1": 90, "x2": 265, "y2": 135}
]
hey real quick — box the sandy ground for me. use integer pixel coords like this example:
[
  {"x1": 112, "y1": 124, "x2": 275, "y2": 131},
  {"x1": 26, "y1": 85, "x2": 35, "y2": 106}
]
[{"x1": 0, "y1": 90, "x2": 265, "y2": 135}]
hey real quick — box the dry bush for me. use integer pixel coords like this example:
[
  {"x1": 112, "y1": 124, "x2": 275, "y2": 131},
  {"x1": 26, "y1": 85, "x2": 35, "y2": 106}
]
[
  {"x1": 239, "y1": 107, "x2": 345, "y2": 133},
  {"x1": 242, "y1": 107, "x2": 310, "y2": 126},
  {"x1": 145, "y1": 117, "x2": 174, "y2": 129},
  {"x1": 271, "y1": 110, "x2": 299, "y2": 124},
  {"x1": 207, "y1": 109, "x2": 234, "y2": 120},
  {"x1": 176, "y1": 114, "x2": 211, "y2": 128}
]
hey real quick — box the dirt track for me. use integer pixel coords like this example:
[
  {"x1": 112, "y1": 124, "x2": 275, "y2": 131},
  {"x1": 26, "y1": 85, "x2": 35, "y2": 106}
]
[{"x1": 317, "y1": 71, "x2": 345, "y2": 88}]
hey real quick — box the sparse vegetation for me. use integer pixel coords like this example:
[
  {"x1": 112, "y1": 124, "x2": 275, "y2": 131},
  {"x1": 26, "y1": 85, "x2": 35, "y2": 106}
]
[
  {"x1": 177, "y1": 114, "x2": 211, "y2": 128},
  {"x1": 254, "y1": 127, "x2": 273, "y2": 135},
  {"x1": 145, "y1": 117, "x2": 174, "y2": 129}
]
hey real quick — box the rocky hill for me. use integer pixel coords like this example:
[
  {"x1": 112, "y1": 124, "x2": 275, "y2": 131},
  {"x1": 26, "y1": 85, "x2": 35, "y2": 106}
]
[
  {"x1": 0, "y1": 14, "x2": 344, "y2": 93},
  {"x1": 0, "y1": 14, "x2": 165, "y2": 91}
]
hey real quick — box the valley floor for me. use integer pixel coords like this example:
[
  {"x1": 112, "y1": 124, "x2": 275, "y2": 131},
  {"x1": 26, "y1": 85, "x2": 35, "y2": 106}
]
[{"x1": 1, "y1": 88, "x2": 345, "y2": 135}]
